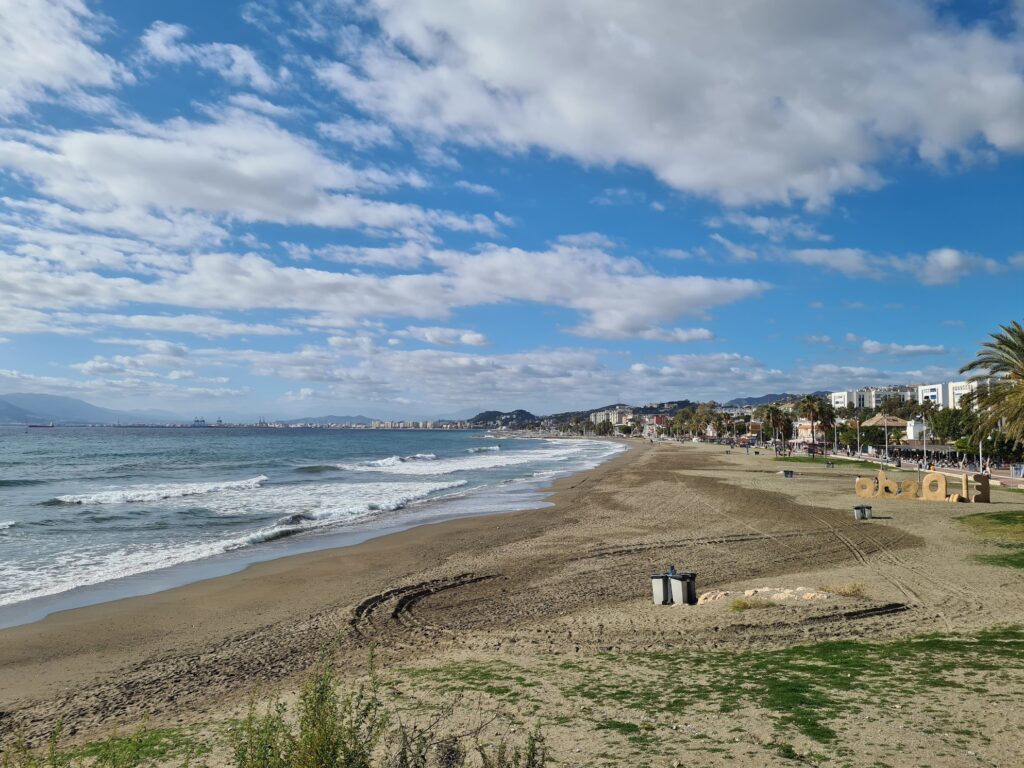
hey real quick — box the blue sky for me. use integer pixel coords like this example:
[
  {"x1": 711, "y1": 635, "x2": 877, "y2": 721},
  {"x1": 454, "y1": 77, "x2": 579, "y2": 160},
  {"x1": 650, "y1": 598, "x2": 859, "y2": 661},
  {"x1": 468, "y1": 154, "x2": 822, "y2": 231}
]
[{"x1": 0, "y1": 0, "x2": 1022, "y2": 419}]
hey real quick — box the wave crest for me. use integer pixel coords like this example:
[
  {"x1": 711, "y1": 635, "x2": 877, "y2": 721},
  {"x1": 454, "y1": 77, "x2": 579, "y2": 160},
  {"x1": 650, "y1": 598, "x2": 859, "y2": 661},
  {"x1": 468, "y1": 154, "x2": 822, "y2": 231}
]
[{"x1": 52, "y1": 475, "x2": 269, "y2": 505}]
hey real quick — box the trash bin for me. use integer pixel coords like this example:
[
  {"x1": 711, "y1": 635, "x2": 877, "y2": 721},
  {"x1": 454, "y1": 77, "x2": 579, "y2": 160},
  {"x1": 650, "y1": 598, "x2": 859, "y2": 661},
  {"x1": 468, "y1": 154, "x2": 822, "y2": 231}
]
[
  {"x1": 854, "y1": 504, "x2": 872, "y2": 521},
  {"x1": 783, "y1": 470, "x2": 795, "y2": 478},
  {"x1": 669, "y1": 572, "x2": 698, "y2": 606},
  {"x1": 651, "y1": 565, "x2": 697, "y2": 606},
  {"x1": 651, "y1": 573, "x2": 671, "y2": 605}
]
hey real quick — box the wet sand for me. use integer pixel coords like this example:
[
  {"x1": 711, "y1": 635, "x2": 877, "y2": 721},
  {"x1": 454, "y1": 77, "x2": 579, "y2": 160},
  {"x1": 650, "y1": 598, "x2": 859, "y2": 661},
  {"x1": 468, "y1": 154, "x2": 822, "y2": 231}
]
[{"x1": 2, "y1": 440, "x2": 1022, "y2": 766}]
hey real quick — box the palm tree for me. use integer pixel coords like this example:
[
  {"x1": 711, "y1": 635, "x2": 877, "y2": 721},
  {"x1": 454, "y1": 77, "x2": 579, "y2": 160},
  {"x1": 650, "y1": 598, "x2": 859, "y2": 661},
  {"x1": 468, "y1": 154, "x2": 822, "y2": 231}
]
[
  {"x1": 960, "y1": 320, "x2": 1024, "y2": 446},
  {"x1": 760, "y1": 404, "x2": 785, "y2": 446},
  {"x1": 797, "y1": 395, "x2": 825, "y2": 452}
]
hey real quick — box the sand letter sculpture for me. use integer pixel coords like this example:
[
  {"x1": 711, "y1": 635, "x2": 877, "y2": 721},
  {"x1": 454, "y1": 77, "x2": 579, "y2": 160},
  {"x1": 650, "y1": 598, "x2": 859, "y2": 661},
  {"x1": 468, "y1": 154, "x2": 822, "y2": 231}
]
[{"x1": 855, "y1": 470, "x2": 989, "y2": 503}]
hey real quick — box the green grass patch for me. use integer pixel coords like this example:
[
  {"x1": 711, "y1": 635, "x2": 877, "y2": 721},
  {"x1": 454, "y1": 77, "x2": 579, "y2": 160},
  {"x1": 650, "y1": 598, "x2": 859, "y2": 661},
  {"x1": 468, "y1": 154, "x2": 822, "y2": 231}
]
[
  {"x1": 72, "y1": 727, "x2": 210, "y2": 765},
  {"x1": 958, "y1": 509, "x2": 1024, "y2": 569},
  {"x1": 774, "y1": 456, "x2": 883, "y2": 470},
  {"x1": 975, "y1": 547, "x2": 1024, "y2": 569},
  {"x1": 2, "y1": 725, "x2": 210, "y2": 768},
  {"x1": 400, "y1": 659, "x2": 540, "y2": 704},
  {"x1": 562, "y1": 626, "x2": 1024, "y2": 745},
  {"x1": 958, "y1": 509, "x2": 1024, "y2": 544},
  {"x1": 594, "y1": 719, "x2": 640, "y2": 735}
]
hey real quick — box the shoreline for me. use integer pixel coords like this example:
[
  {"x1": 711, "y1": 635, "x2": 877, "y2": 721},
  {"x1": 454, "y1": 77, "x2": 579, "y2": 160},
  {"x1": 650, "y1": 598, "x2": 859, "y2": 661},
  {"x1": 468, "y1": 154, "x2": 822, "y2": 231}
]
[
  {"x1": 2, "y1": 439, "x2": 1022, "y2": 765},
  {"x1": 0, "y1": 435, "x2": 627, "y2": 630},
  {"x1": 0, "y1": 438, "x2": 640, "y2": 710}
]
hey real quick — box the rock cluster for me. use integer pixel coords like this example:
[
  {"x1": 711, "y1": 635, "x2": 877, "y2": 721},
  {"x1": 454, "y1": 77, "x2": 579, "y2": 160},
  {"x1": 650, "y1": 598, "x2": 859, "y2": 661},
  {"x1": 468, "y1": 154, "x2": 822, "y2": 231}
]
[{"x1": 697, "y1": 586, "x2": 830, "y2": 604}]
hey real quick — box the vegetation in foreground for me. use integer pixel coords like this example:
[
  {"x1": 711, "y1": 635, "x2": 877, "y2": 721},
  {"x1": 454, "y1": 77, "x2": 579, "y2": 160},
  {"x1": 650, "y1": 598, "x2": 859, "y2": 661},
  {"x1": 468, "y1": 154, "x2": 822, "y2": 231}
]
[
  {"x1": 404, "y1": 626, "x2": 1024, "y2": 765},
  {"x1": 1, "y1": 665, "x2": 547, "y2": 768},
  {"x1": 4, "y1": 627, "x2": 1023, "y2": 766}
]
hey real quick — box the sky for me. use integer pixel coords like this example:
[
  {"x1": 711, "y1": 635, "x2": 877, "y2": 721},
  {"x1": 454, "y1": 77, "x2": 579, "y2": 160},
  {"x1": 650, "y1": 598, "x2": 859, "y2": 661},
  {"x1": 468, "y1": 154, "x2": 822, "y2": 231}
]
[{"x1": 0, "y1": 0, "x2": 1022, "y2": 420}]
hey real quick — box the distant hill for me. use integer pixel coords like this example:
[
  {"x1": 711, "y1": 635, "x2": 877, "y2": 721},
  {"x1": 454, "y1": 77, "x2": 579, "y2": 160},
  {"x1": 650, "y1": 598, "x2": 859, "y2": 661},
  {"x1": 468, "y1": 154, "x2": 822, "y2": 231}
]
[
  {"x1": 0, "y1": 398, "x2": 45, "y2": 424},
  {"x1": 724, "y1": 392, "x2": 828, "y2": 407},
  {"x1": 280, "y1": 415, "x2": 374, "y2": 425},
  {"x1": 468, "y1": 409, "x2": 539, "y2": 427},
  {"x1": 545, "y1": 399, "x2": 695, "y2": 423},
  {"x1": 0, "y1": 394, "x2": 175, "y2": 425}
]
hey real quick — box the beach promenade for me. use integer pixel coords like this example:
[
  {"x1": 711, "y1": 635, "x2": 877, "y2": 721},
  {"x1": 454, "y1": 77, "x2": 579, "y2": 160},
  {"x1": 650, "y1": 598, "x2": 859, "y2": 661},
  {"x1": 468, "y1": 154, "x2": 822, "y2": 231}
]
[{"x1": 1, "y1": 440, "x2": 1022, "y2": 766}]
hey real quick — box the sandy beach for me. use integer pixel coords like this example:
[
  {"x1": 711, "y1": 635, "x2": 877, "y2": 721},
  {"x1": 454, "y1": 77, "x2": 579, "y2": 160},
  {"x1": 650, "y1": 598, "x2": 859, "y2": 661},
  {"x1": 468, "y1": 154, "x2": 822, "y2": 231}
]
[{"x1": 2, "y1": 440, "x2": 1022, "y2": 766}]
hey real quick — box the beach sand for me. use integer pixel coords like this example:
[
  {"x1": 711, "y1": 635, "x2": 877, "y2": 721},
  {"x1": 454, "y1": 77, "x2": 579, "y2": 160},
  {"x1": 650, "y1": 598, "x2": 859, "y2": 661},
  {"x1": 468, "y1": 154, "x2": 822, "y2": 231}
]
[{"x1": 2, "y1": 441, "x2": 1022, "y2": 766}]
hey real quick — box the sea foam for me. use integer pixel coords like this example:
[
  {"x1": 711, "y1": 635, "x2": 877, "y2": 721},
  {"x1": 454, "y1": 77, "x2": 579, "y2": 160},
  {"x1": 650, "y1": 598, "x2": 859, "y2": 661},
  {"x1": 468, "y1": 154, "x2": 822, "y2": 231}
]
[
  {"x1": 339, "y1": 443, "x2": 586, "y2": 476},
  {"x1": 0, "y1": 480, "x2": 465, "y2": 607},
  {"x1": 53, "y1": 475, "x2": 269, "y2": 505}
]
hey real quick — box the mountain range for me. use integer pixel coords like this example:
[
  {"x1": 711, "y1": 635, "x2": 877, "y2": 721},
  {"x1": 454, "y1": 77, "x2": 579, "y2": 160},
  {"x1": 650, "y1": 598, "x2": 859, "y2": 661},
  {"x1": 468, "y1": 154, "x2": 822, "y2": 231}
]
[{"x1": 0, "y1": 394, "x2": 177, "y2": 425}]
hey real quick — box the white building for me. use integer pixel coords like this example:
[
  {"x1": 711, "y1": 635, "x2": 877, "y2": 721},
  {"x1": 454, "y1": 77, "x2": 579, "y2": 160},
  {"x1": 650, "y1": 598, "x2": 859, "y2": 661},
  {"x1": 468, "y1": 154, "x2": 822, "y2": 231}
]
[
  {"x1": 590, "y1": 408, "x2": 634, "y2": 426},
  {"x1": 916, "y1": 380, "x2": 978, "y2": 409},
  {"x1": 829, "y1": 390, "x2": 855, "y2": 409}
]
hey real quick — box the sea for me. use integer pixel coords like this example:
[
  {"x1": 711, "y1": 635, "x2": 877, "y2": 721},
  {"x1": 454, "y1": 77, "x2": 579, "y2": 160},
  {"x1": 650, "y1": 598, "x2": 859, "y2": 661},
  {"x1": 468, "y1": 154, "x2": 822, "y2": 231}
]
[{"x1": 0, "y1": 427, "x2": 624, "y2": 628}]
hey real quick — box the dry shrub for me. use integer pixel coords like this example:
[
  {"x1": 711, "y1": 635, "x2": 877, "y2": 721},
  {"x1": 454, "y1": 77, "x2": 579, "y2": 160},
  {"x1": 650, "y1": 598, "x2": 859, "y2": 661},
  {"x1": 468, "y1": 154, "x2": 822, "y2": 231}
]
[{"x1": 821, "y1": 582, "x2": 866, "y2": 598}]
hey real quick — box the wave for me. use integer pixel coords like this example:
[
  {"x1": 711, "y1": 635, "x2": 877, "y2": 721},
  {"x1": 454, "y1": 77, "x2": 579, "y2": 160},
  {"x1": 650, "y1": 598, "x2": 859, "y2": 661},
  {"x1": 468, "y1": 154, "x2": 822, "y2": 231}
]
[
  {"x1": 294, "y1": 465, "x2": 338, "y2": 474},
  {"x1": 51, "y1": 475, "x2": 269, "y2": 505},
  {"x1": 467, "y1": 446, "x2": 500, "y2": 453},
  {"x1": 0, "y1": 521, "x2": 15, "y2": 531},
  {"x1": 365, "y1": 453, "x2": 437, "y2": 467},
  {"x1": 0, "y1": 480, "x2": 466, "y2": 608},
  {"x1": 339, "y1": 444, "x2": 588, "y2": 476},
  {"x1": 0, "y1": 479, "x2": 47, "y2": 488}
]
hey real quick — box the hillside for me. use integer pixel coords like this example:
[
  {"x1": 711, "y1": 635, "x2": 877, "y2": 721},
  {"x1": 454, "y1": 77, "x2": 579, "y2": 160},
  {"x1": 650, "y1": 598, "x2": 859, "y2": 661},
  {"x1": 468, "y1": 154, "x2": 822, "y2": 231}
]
[
  {"x1": 725, "y1": 392, "x2": 828, "y2": 407},
  {"x1": 467, "y1": 409, "x2": 539, "y2": 427},
  {"x1": 0, "y1": 394, "x2": 174, "y2": 425}
]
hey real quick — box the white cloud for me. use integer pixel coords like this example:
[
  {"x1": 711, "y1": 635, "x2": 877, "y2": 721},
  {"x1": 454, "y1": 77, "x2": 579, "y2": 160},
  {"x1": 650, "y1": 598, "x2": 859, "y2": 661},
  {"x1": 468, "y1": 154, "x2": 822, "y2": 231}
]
[
  {"x1": 0, "y1": 233, "x2": 766, "y2": 345},
  {"x1": 317, "y1": 0, "x2": 1024, "y2": 207},
  {"x1": 141, "y1": 21, "x2": 277, "y2": 91},
  {"x1": 454, "y1": 180, "x2": 496, "y2": 195},
  {"x1": 787, "y1": 247, "x2": 1003, "y2": 285},
  {"x1": 317, "y1": 115, "x2": 396, "y2": 149},
  {"x1": 0, "y1": 0, "x2": 129, "y2": 116},
  {"x1": 861, "y1": 339, "x2": 946, "y2": 356},
  {"x1": 1010, "y1": 252, "x2": 1024, "y2": 268},
  {"x1": 804, "y1": 335, "x2": 832, "y2": 344},
  {"x1": 660, "y1": 248, "x2": 694, "y2": 260},
  {"x1": 591, "y1": 187, "x2": 645, "y2": 206},
  {"x1": 59, "y1": 312, "x2": 294, "y2": 337},
  {"x1": 710, "y1": 233, "x2": 757, "y2": 262},
  {"x1": 707, "y1": 212, "x2": 829, "y2": 242},
  {"x1": 228, "y1": 93, "x2": 294, "y2": 117},
  {"x1": 397, "y1": 326, "x2": 488, "y2": 346},
  {"x1": 0, "y1": 112, "x2": 491, "y2": 240}
]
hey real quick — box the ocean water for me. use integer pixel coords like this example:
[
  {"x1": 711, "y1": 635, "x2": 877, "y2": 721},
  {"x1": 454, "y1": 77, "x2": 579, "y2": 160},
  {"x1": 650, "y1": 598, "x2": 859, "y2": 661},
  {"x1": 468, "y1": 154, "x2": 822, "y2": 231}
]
[{"x1": 0, "y1": 427, "x2": 623, "y2": 625}]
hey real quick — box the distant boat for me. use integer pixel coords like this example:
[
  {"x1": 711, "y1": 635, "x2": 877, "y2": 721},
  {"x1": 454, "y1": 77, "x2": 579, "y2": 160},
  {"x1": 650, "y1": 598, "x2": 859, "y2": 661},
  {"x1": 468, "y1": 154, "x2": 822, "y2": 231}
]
[{"x1": 28, "y1": 422, "x2": 55, "y2": 428}]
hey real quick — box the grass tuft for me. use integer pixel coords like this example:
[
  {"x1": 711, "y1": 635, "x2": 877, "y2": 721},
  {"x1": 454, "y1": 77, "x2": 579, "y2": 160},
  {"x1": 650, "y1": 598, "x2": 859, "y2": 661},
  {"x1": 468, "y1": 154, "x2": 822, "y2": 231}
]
[{"x1": 730, "y1": 597, "x2": 776, "y2": 611}]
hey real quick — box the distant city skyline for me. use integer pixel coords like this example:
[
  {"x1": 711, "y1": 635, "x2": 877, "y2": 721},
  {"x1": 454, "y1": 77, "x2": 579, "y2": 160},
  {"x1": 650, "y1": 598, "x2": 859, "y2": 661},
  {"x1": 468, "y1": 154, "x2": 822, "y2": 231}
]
[{"x1": 1, "y1": 0, "x2": 1022, "y2": 419}]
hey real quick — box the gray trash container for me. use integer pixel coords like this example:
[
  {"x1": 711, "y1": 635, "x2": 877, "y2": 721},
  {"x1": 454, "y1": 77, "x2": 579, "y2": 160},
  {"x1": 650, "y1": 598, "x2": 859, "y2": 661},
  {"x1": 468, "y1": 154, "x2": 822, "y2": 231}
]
[
  {"x1": 854, "y1": 504, "x2": 872, "y2": 521},
  {"x1": 651, "y1": 574, "x2": 671, "y2": 605},
  {"x1": 669, "y1": 572, "x2": 698, "y2": 606}
]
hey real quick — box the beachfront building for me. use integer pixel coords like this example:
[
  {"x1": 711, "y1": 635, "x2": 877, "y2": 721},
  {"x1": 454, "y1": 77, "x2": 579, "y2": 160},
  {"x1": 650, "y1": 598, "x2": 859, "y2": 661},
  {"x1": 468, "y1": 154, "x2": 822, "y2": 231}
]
[
  {"x1": 590, "y1": 408, "x2": 634, "y2": 426},
  {"x1": 828, "y1": 385, "x2": 916, "y2": 410},
  {"x1": 915, "y1": 381, "x2": 979, "y2": 408}
]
